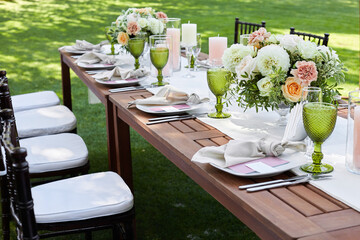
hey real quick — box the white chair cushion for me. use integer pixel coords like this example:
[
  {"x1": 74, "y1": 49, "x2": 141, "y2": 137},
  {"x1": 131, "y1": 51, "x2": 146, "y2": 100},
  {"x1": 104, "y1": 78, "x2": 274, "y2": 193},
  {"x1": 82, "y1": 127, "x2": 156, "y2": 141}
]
[
  {"x1": 15, "y1": 105, "x2": 77, "y2": 138},
  {"x1": 20, "y1": 133, "x2": 88, "y2": 174},
  {"x1": 32, "y1": 172, "x2": 134, "y2": 223},
  {"x1": 12, "y1": 91, "x2": 60, "y2": 112}
]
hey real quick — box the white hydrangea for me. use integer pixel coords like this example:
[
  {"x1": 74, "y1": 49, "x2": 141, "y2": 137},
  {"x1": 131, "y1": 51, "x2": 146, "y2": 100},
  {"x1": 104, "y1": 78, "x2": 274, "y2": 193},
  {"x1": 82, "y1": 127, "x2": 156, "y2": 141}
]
[
  {"x1": 138, "y1": 18, "x2": 148, "y2": 28},
  {"x1": 279, "y1": 34, "x2": 304, "y2": 53},
  {"x1": 297, "y1": 41, "x2": 319, "y2": 59},
  {"x1": 222, "y1": 44, "x2": 257, "y2": 72},
  {"x1": 257, "y1": 76, "x2": 273, "y2": 96},
  {"x1": 256, "y1": 45, "x2": 290, "y2": 76},
  {"x1": 126, "y1": 13, "x2": 138, "y2": 23},
  {"x1": 267, "y1": 34, "x2": 283, "y2": 44},
  {"x1": 149, "y1": 18, "x2": 164, "y2": 34},
  {"x1": 235, "y1": 55, "x2": 258, "y2": 81}
]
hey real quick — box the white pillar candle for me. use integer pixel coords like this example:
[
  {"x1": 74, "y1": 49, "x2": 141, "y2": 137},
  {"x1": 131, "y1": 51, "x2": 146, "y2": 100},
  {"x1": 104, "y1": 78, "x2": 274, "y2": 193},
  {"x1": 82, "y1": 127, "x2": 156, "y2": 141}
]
[
  {"x1": 167, "y1": 28, "x2": 181, "y2": 71},
  {"x1": 209, "y1": 36, "x2": 228, "y2": 66},
  {"x1": 354, "y1": 106, "x2": 360, "y2": 168},
  {"x1": 181, "y1": 22, "x2": 197, "y2": 46}
]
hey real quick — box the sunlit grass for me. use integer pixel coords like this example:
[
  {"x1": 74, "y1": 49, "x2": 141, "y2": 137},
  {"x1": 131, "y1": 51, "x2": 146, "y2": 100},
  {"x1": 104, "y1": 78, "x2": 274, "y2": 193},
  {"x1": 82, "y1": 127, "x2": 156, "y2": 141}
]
[{"x1": 0, "y1": 0, "x2": 358, "y2": 239}]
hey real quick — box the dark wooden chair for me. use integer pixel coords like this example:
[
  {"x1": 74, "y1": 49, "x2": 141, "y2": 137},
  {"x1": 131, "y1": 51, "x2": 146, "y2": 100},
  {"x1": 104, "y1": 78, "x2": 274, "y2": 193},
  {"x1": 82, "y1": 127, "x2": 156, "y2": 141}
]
[
  {"x1": 290, "y1": 27, "x2": 330, "y2": 46},
  {"x1": 234, "y1": 18, "x2": 266, "y2": 44},
  {"x1": 0, "y1": 108, "x2": 135, "y2": 240}
]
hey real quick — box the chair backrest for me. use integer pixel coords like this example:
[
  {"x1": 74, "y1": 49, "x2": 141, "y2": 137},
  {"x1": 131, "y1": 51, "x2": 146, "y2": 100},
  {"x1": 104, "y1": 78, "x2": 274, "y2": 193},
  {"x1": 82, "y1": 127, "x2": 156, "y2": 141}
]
[
  {"x1": 290, "y1": 27, "x2": 329, "y2": 46},
  {"x1": 234, "y1": 18, "x2": 266, "y2": 44},
  {"x1": 0, "y1": 72, "x2": 20, "y2": 147},
  {"x1": 0, "y1": 107, "x2": 39, "y2": 240}
]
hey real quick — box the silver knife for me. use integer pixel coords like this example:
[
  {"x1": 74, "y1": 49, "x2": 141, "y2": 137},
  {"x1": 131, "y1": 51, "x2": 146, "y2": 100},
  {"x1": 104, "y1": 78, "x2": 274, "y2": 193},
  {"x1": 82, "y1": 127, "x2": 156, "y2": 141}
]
[
  {"x1": 146, "y1": 115, "x2": 196, "y2": 125},
  {"x1": 109, "y1": 85, "x2": 153, "y2": 93},
  {"x1": 246, "y1": 177, "x2": 310, "y2": 192},
  {"x1": 148, "y1": 114, "x2": 192, "y2": 122},
  {"x1": 239, "y1": 175, "x2": 307, "y2": 190}
]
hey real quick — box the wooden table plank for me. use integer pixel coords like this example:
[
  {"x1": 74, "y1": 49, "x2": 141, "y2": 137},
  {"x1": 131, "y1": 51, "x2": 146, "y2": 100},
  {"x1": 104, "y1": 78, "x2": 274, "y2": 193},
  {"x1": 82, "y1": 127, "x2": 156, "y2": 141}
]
[
  {"x1": 308, "y1": 209, "x2": 360, "y2": 232},
  {"x1": 288, "y1": 185, "x2": 343, "y2": 212},
  {"x1": 270, "y1": 188, "x2": 324, "y2": 217}
]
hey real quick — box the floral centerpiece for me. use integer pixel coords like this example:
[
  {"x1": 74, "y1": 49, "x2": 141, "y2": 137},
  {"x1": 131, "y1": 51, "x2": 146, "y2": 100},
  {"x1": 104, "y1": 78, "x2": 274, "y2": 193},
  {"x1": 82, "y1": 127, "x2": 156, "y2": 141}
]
[
  {"x1": 114, "y1": 7, "x2": 167, "y2": 46},
  {"x1": 222, "y1": 28, "x2": 347, "y2": 111}
]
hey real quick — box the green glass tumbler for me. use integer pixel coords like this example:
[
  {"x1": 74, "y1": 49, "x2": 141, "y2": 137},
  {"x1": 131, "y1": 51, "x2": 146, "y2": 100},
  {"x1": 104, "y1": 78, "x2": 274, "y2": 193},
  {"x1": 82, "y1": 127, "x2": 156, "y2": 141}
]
[
  {"x1": 128, "y1": 36, "x2": 145, "y2": 69},
  {"x1": 301, "y1": 102, "x2": 337, "y2": 174},
  {"x1": 207, "y1": 68, "x2": 231, "y2": 119}
]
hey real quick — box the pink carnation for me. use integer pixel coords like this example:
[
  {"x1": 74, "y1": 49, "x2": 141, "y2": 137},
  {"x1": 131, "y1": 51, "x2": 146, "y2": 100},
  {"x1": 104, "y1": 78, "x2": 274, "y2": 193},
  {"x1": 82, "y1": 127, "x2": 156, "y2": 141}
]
[
  {"x1": 290, "y1": 61, "x2": 318, "y2": 86},
  {"x1": 126, "y1": 21, "x2": 141, "y2": 36},
  {"x1": 248, "y1": 27, "x2": 271, "y2": 48},
  {"x1": 156, "y1": 12, "x2": 168, "y2": 20}
]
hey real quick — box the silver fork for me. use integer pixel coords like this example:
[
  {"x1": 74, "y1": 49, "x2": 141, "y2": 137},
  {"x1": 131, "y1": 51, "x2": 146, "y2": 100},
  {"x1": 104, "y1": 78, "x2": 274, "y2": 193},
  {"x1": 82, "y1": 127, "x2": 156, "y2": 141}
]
[{"x1": 245, "y1": 174, "x2": 332, "y2": 192}]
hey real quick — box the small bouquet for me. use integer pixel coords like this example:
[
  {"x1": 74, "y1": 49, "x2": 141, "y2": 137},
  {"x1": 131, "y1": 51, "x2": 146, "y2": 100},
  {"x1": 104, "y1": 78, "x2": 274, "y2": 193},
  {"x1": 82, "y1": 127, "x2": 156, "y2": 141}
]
[
  {"x1": 222, "y1": 28, "x2": 347, "y2": 111},
  {"x1": 113, "y1": 7, "x2": 167, "y2": 47}
]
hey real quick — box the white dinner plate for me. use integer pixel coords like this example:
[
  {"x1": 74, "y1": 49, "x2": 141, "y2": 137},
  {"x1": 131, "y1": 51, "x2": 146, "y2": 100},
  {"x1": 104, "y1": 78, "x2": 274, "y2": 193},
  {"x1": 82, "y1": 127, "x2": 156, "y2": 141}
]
[
  {"x1": 77, "y1": 62, "x2": 116, "y2": 70},
  {"x1": 95, "y1": 76, "x2": 148, "y2": 87},
  {"x1": 136, "y1": 103, "x2": 204, "y2": 116},
  {"x1": 210, "y1": 150, "x2": 306, "y2": 178}
]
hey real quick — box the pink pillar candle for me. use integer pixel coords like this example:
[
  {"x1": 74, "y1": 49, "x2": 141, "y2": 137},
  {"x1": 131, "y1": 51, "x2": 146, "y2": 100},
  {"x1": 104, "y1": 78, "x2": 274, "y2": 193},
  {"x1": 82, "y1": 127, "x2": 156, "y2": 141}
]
[
  {"x1": 167, "y1": 28, "x2": 181, "y2": 71},
  {"x1": 354, "y1": 106, "x2": 360, "y2": 168},
  {"x1": 209, "y1": 36, "x2": 227, "y2": 66}
]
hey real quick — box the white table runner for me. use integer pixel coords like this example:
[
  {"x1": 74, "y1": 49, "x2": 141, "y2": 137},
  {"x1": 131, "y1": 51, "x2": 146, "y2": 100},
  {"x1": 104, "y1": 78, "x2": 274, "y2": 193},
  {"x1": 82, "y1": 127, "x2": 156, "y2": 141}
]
[{"x1": 144, "y1": 57, "x2": 360, "y2": 212}]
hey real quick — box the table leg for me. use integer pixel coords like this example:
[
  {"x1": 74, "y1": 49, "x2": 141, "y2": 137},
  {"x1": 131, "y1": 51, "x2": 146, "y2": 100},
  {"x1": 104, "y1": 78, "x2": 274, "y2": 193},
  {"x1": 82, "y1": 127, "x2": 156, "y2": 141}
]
[
  {"x1": 112, "y1": 103, "x2": 133, "y2": 191},
  {"x1": 61, "y1": 54, "x2": 72, "y2": 111}
]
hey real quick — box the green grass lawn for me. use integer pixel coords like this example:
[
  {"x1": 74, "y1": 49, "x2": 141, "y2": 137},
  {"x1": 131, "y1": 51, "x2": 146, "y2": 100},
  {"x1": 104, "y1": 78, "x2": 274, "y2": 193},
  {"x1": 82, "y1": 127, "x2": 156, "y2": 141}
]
[{"x1": 0, "y1": 0, "x2": 359, "y2": 239}]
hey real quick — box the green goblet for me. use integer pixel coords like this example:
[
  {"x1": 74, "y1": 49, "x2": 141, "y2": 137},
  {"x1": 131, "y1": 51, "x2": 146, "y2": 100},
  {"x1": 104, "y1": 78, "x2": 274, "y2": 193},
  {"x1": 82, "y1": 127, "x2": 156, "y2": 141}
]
[
  {"x1": 128, "y1": 33, "x2": 145, "y2": 69},
  {"x1": 150, "y1": 35, "x2": 171, "y2": 86},
  {"x1": 301, "y1": 102, "x2": 337, "y2": 174},
  {"x1": 207, "y1": 68, "x2": 231, "y2": 119},
  {"x1": 105, "y1": 26, "x2": 117, "y2": 55}
]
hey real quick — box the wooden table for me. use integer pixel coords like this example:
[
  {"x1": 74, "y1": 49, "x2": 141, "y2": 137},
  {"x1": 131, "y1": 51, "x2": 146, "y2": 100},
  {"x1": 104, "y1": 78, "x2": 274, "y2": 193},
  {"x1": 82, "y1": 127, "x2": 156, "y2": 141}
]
[{"x1": 60, "y1": 49, "x2": 360, "y2": 239}]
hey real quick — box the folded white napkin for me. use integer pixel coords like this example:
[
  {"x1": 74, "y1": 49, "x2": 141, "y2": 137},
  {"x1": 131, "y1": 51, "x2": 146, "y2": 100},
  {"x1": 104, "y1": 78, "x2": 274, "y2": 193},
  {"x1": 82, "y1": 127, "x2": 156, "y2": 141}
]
[
  {"x1": 128, "y1": 85, "x2": 209, "y2": 108},
  {"x1": 93, "y1": 67, "x2": 149, "y2": 81},
  {"x1": 192, "y1": 139, "x2": 306, "y2": 167},
  {"x1": 282, "y1": 103, "x2": 307, "y2": 142},
  {"x1": 75, "y1": 52, "x2": 121, "y2": 65},
  {"x1": 65, "y1": 40, "x2": 106, "y2": 51}
]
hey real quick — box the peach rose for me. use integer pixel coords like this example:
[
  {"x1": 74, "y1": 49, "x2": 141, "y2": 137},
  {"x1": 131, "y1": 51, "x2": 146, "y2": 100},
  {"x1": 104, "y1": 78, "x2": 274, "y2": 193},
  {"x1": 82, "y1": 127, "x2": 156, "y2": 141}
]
[
  {"x1": 248, "y1": 27, "x2": 271, "y2": 48},
  {"x1": 126, "y1": 21, "x2": 141, "y2": 36},
  {"x1": 156, "y1": 12, "x2": 168, "y2": 20},
  {"x1": 117, "y1": 32, "x2": 129, "y2": 45},
  {"x1": 290, "y1": 61, "x2": 318, "y2": 86},
  {"x1": 281, "y1": 77, "x2": 303, "y2": 102},
  {"x1": 135, "y1": 8, "x2": 149, "y2": 14}
]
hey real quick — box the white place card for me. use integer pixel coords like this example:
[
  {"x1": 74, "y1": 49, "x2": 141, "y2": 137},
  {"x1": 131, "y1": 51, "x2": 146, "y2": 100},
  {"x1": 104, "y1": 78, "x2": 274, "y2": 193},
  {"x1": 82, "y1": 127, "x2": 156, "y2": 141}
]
[{"x1": 245, "y1": 162, "x2": 277, "y2": 174}]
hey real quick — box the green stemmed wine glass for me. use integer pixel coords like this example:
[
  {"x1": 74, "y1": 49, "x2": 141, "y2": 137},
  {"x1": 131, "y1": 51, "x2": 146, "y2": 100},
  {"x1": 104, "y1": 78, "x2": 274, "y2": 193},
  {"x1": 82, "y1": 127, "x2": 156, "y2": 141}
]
[
  {"x1": 301, "y1": 102, "x2": 337, "y2": 174},
  {"x1": 105, "y1": 25, "x2": 117, "y2": 55},
  {"x1": 207, "y1": 68, "x2": 231, "y2": 119},
  {"x1": 127, "y1": 33, "x2": 146, "y2": 69},
  {"x1": 150, "y1": 35, "x2": 170, "y2": 86}
]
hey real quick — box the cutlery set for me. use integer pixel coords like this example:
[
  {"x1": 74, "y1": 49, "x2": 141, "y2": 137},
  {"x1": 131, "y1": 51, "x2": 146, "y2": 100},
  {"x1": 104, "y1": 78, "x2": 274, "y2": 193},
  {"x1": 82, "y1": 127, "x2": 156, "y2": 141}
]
[
  {"x1": 146, "y1": 114, "x2": 198, "y2": 125},
  {"x1": 239, "y1": 174, "x2": 332, "y2": 192}
]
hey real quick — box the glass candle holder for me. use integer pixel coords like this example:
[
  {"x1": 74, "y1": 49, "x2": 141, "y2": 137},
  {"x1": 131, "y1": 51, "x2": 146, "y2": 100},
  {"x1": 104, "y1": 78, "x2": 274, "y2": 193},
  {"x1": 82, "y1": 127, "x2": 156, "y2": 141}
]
[
  {"x1": 346, "y1": 90, "x2": 360, "y2": 174},
  {"x1": 166, "y1": 18, "x2": 181, "y2": 72},
  {"x1": 239, "y1": 34, "x2": 250, "y2": 45}
]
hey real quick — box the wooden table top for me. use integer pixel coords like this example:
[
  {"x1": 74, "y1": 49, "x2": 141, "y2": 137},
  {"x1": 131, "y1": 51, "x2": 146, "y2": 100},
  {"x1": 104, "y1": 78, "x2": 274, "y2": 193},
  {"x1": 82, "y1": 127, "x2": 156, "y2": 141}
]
[
  {"x1": 109, "y1": 91, "x2": 360, "y2": 240},
  {"x1": 59, "y1": 49, "x2": 360, "y2": 239}
]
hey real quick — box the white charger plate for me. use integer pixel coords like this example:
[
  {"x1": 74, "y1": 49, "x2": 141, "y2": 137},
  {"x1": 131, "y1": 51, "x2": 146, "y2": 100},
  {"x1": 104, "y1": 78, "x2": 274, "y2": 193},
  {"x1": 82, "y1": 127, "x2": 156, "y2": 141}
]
[
  {"x1": 210, "y1": 150, "x2": 306, "y2": 178},
  {"x1": 136, "y1": 103, "x2": 204, "y2": 116},
  {"x1": 77, "y1": 62, "x2": 116, "y2": 70},
  {"x1": 95, "y1": 76, "x2": 148, "y2": 87}
]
